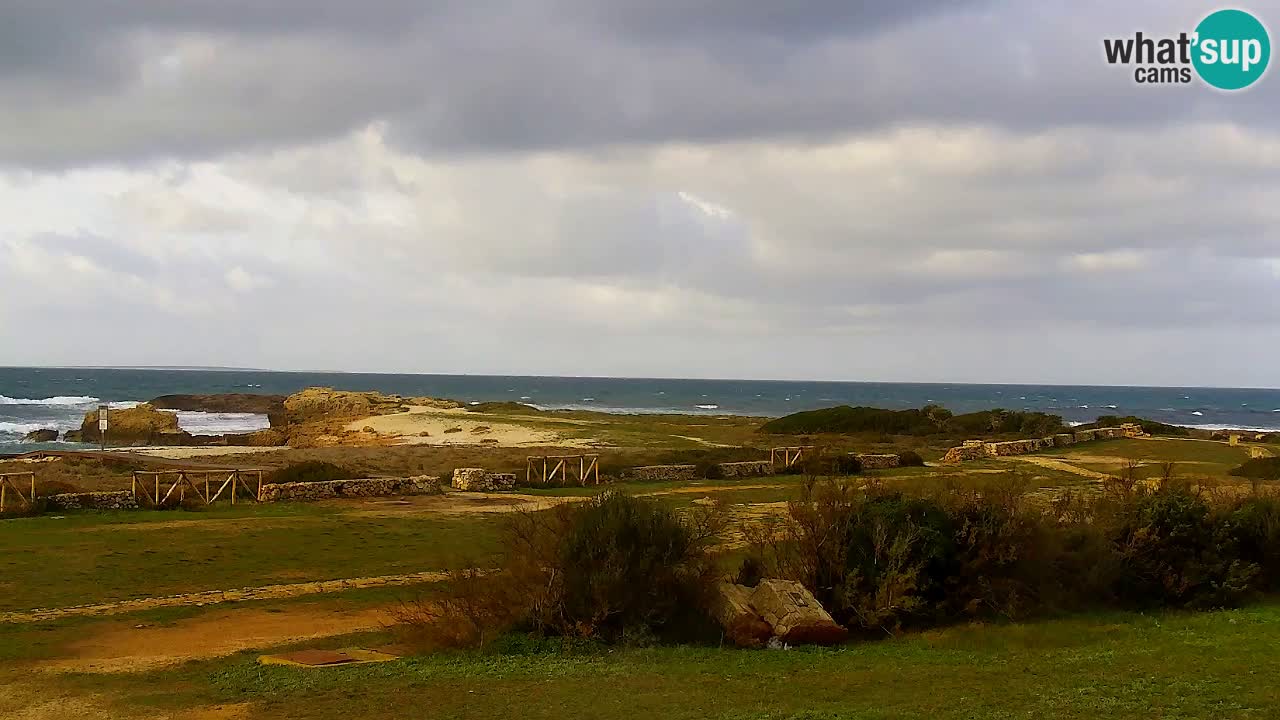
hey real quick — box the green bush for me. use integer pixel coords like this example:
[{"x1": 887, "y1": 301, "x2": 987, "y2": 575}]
[
  {"x1": 397, "y1": 491, "x2": 722, "y2": 649},
  {"x1": 1087, "y1": 415, "x2": 1190, "y2": 437},
  {"x1": 742, "y1": 480, "x2": 1279, "y2": 638},
  {"x1": 759, "y1": 405, "x2": 1064, "y2": 438},
  {"x1": 897, "y1": 451, "x2": 926, "y2": 467},
  {"x1": 263, "y1": 461, "x2": 363, "y2": 485},
  {"x1": 1230, "y1": 457, "x2": 1280, "y2": 481}
]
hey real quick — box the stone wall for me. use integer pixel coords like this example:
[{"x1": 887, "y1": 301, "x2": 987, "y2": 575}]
[
  {"x1": 715, "y1": 461, "x2": 775, "y2": 478},
  {"x1": 451, "y1": 468, "x2": 517, "y2": 492},
  {"x1": 942, "y1": 424, "x2": 1142, "y2": 463},
  {"x1": 942, "y1": 444, "x2": 990, "y2": 463},
  {"x1": 44, "y1": 491, "x2": 138, "y2": 511},
  {"x1": 853, "y1": 453, "x2": 901, "y2": 470},
  {"x1": 258, "y1": 476, "x2": 425, "y2": 502},
  {"x1": 621, "y1": 464, "x2": 700, "y2": 482}
]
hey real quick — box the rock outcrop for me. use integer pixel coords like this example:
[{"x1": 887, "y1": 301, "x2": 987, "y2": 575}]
[
  {"x1": 451, "y1": 468, "x2": 517, "y2": 492},
  {"x1": 22, "y1": 429, "x2": 58, "y2": 442},
  {"x1": 224, "y1": 429, "x2": 288, "y2": 447},
  {"x1": 713, "y1": 579, "x2": 847, "y2": 647},
  {"x1": 150, "y1": 393, "x2": 286, "y2": 419},
  {"x1": 78, "y1": 404, "x2": 196, "y2": 447},
  {"x1": 282, "y1": 387, "x2": 462, "y2": 426}
]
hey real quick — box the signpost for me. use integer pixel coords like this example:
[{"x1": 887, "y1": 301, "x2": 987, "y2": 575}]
[{"x1": 98, "y1": 404, "x2": 108, "y2": 451}]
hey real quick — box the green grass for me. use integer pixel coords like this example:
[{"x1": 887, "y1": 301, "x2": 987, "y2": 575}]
[
  {"x1": 35, "y1": 602, "x2": 1280, "y2": 719},
  {"x1": 1051, "y1": 438, "x2": 1253, "y2": 479},
  {"x1": 0, "y1": 503, "x2": 501, "y2": 611}
]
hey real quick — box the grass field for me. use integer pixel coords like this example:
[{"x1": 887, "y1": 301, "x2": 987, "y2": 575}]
[
  {"x1": 0, "y1": 502, "x2": 503, "y2": 611},
  {"x1": 4, "y1": 434, "x2": 1279, "y2": 718},
  {"x1": 7, "y1": 602, "x2": 1280, "y2": 719}
]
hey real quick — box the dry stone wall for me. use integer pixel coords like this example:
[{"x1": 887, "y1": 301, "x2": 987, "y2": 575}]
[
  {"x1": 715, "y1": 461, "x2": 775, "y2": 478},
  {"x1": 258, "y1": 476, "x2": 424, "y2": 502},
  {"x1": 621, "y1": 464, "x2": 700, "y2": 481},
  {"x1": 942, "y1": 424, "x2": 1143, "y2": 463},
  {"x1": 853, "y1": 453, "x2": 901, "y2": 470},
  {"x1": 44, "y1": 491, "x2": 138, "y2": 511},
  {"x1": 451, "y1": 468, "x2": 517, "y2": 492}
]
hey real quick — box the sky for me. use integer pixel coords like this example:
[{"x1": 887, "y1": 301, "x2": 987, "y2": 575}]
[{"x1": 1, "y1": 0, "x2": 1278, "y2": 386}]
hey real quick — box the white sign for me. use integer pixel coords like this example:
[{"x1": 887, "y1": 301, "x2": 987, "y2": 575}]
[{"x1": 98, "y1": 405, "x2": 108, "y2": 432}]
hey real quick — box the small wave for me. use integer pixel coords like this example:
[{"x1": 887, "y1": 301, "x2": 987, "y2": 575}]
[
  {"x1": 0, "y1": 421, "x2": 54, "y2": 435},
  {"x1": 1079, "y1": 405, "x2": 1089, "y2": 409},
  {"x1": 0, "y1": 395, "x2": 99, "y2": 406},
  {"x1": 1104, "y1": 404, "x2": 1118, "y2": 409},
  {"x1": 173, "y1": 411, "x2": 271, "y2": 436},
  {"x1": 468, "y1": 401, "x2": 480, "y2": 405},
  {"x1": 1191, "y1": 411, "x2": 1204, "y2": 416},
  {"x1": 695, "y1": 404, "x2": 719, "y2": 410},
  {"x1": 581, "y1": 397, "x2": 595, "y2": 402},
  {"x1": 519, "y1": 396, "x2": 532, "y2": 400}
]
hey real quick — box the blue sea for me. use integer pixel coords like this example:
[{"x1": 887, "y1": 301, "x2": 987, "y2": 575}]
[{"x1": 3, "y1": 367, "x2": 1280, "y2": 451}]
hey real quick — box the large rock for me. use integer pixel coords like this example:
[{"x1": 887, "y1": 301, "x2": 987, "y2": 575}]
[
  {"x1": 283, "y1": 387, "x2": 463, "y2": 426},
  {"x1": 748, "y1": 580, "x2": 848, "y2": 645},
  {"x1": 22, "y1": 429, "x2": 58, "y2": 442},
  {"x1": 224, "y1": 428, "x2": 287, "y2": 447},
  {"x1": 712, "y1": 583, "x2": 774, "y2": 648},
  {"x1": 150, "y1": 393, "x2": 286, "y2": 417},
  {"x1": 78, "y1": 404, "x2": 197, "y2": 447}
]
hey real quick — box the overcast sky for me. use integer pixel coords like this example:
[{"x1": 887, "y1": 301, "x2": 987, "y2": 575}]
[{"x1": 2, "y1": 1, "x2": 1278, "y2": 386}]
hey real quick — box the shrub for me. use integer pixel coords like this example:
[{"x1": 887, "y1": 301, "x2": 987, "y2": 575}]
[
  {"x1": 1087, "y1": 415, "x2": 1190, "y2": 437},
  {"x1": 395, "y1": 491, "x2": 722, "y2": 649},
  {"x1": 263, "y1": 461, "x2": 362, "y2": 485},
  {"x1": 34, "y1": 480, "x2": 84, "y2": 496},
  {"x1": 831, "y1": 455, "x2": 863, "y2": 476},
  {"x1": 897, "y1": 451, "x2": 925, "y2": 467},
  {"x1": 759, "y1": 405, "x2": 1064, "y2": 438},
  {"x1": 1229, "y1": 457, "x2": 1280, "y2": 481}
]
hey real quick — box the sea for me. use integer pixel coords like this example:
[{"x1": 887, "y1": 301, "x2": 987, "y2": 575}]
[{"x1": 3, "y1": 366, "x2": 1280, "y2": 452}]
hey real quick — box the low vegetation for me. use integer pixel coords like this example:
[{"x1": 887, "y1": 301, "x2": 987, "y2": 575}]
[
  {"x1": 263, "y1": 460, "x2": 364, "y2": 485},
  {"x1": 742, "y1": 476, "x2": 1280, "y2": 636},
  {"x1": 1084, "y1": 414, "x2": 1191, "y2": 437},
  {"x1": 394, "y1": 491, "x2": 723, "y2": 648},
  {"x1": 759, "y1": 404, "x2": 1064, "y2": 437}
]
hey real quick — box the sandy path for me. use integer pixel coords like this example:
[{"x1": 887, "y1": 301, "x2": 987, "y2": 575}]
[
  {"x1": 1, "y1": 571, "x2": 450, "y2": 624},
  {"x1": 41, "y1": 605, "x2": 391, "y2": 673},
  {"x1": 1001, "y1": 455, "x2": 1112, "y2": 481}
]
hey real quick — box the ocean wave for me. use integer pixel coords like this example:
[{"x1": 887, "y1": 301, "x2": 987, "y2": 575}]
[
  {"x1": 173, "y1": 411, "x2": 271, "y2": 436},
  {"x1": 696, "y1": 404, "x2": 720, "y2": 410},
  {"x1": 0, "y1": 395, "x2": 99, "y2": 406},
  {"x1": 1180, "y1": 423, "x2": 1280, "y2": 432},
  {"x1": 0, "y1": 421, "x2": 54, "y2": 435}
]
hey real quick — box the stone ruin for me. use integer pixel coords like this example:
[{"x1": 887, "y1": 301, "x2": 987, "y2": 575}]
[
  {"x1": 713, "y1": 579, "x2": 848, "y2": 647},
  {"x1": 715, "y1": 461, "x2": 775, "y2": 478},
  {"x1": 451, "y1": 468, "x2": 517, "y2": 492},
  {"x1": 852, "y1": 453, "x2": 900, "y2": 470},
  {"x1": 621, "y1": 464, "x2": 701, "y2": 482},
  {"x1": 942, "y1": 423, "x2": 1144, "y2": 463}
]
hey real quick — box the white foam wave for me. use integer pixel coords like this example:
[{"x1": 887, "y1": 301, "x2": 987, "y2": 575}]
[
  {"x1": 1191, "y1": 411, "x2": 1204, "y2": 416},
  {"x1": 172, "y1": 411, "x2": 271, "y2": 436},
  {"x1": 0, "y1": 395, "x2": 99, "y2": 406},
  {"x1": 696, "y1": 404, "x2": 720, "y2": 410},
  {"x1": 0, "y1": 421, "x2": 53, "y2": 435},
  {"x1": 1180, "y1": 423, "x2": 1280, "y2": 432}
]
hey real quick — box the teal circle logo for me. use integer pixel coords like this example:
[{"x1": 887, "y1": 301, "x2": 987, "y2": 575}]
[{"x1": 1192, "y1": 9, "x2": 1271, "y2": 90}]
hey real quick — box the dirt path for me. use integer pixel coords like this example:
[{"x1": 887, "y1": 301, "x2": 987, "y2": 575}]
[
  {"x1": 0, "y1": 571, "x2": 450, "y2": 624},
  {"x1": 41, "y1": 605, "x2": 391, "y2": 673},
  {"x1": 1001, "y1": 455, "x2": 1112, "y2": 481}
]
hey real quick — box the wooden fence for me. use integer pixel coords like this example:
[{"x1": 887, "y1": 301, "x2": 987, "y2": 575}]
[
  {"x1": 0, "y1": 472, "x2": 36, "y2": 512},
  {"x1": 526, "y1": 455, "x2": 600, "y2": 486},
  {"x1": 770, "y1": 446, "x2": 815, "y2": 469},
  {"x1": 132, "y1": 469, "x2": 265, "y2": 507}
]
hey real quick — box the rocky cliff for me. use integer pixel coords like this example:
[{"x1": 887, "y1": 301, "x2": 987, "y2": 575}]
[
  {"x1": 78, "y1": 404, "x2": 197, "y2": 446},
  {"x1": 150, "y1": 393, "x2": 286, "y2": 422}
]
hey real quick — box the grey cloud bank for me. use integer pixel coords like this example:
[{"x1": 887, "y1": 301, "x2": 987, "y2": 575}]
[{"x1": 1, "y1": 1, "x2": 1278, "y2": 386}]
